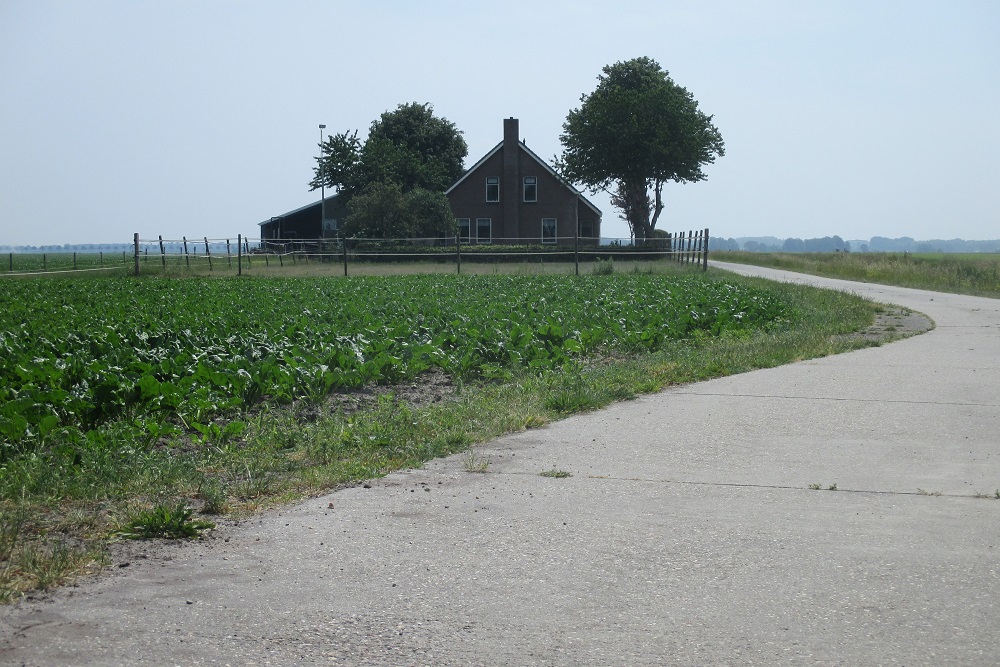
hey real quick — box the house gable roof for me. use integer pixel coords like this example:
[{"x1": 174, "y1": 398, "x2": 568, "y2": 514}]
[{"x1": 446, "y1": 140, "x2": 602, "y2": 218}]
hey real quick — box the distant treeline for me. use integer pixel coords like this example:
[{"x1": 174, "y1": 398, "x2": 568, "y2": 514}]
[
  {"x1": 0, "y1": 242, "x2": 236, "y2": 254},
  {"x1": 710, "y1": 236, "x2": 1000, "y2": 254},
  {"x1": 1, "y1": 243, "x2": 137, "y2": 253}
]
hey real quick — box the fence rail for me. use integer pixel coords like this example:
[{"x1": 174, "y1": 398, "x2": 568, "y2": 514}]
[
  {"x1": 1, "y1": 250, "x2": 131, "y2": 276},
  {"x1": 3, "y1": 230, "x2": 710, "y2": 277},
  {"x1": 131, "y1": 229, "x2": 710, "y2": 277}
]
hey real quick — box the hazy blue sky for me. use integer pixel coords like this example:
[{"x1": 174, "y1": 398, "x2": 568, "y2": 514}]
[{"x1": 2, "y1": 0, "x2": 997, "y2": 245}]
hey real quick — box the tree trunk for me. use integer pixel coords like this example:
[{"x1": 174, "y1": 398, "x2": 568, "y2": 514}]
[
  {"x1": 613, "y1": 182, "x2": 653, "y2": 242},
  {"x1": 649, "y1": 180, "x2": 665, "y2": 230}
]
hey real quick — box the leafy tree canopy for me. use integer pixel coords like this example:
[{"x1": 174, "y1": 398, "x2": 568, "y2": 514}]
[
  {"x1": 309, "y1": 130, "x2": 362, "y2": 195},
  {"x1": 557, "y1": 57, "x2": 724, "y2": 241},
  {"x1": 310, "y1": 103, "x2": 466, "y2": 239},
  {"x1": 310, "y1": 102, "x2": 467, "y2": 197},
  {"x1": 342, "y1": 182, "x2": 456, "y2": 240}
]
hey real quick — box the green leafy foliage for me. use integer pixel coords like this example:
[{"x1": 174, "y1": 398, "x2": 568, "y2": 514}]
[
  {"x1": 358, "y1": 102, "x2": 468, "y2": 193},
  {"x1": 117, "y1": 502, "x2": 214, "y2": 539},
  {"x1": 343, "y1": 183, "x2": 456, "y2": 239},
  {"x1": 559, "y1": 57, "x2": 724, "y2": 240},
  {"x1": 310, "y1": 102, "x2": 468, "y2": 238},
  {"x1": 0, "y1": 274, "x2": 787, "y2": 461},
  {"x1": 308, "y1": 129, "x2": 362, "y2": 195}
]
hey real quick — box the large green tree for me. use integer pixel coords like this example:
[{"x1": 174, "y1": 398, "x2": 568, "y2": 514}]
[
  {"x1": 309, "y1": 103, "x2": 466, "y2": 239},
  {"x1": 557, "y1": 57, "x2": 724, "y2": 241},
  {"x1": 310, "y1": 102, "x2": 467, "y2": 198}
]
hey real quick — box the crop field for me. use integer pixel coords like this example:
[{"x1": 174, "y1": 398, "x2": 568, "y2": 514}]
[
  {"x1": 0, "y1": 272, "x2": 788, "y2": 450},
  {"x1": 714, "y1": 251, "x2": 1000, "y2": 298},
  {"x1": 1, "y1": 252, "x2": 130, "y2": 275},
  {"x1": 0, "y1": 267, "x2": 887, "y2": 599}
]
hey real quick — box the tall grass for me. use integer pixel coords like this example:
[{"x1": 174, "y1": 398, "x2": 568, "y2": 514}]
[{"x1": 716, "y1": 251, "x2": 1000, "y2": 298}]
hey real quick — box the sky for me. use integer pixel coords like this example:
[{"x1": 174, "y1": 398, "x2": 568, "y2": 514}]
[{"x1": 1, "y1": 0, "x2": 998, "y2": 246}]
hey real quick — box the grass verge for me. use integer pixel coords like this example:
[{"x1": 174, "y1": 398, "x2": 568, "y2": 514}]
[{"x1": 714, "y1": 251, "x2": 1000, "y2": 298}]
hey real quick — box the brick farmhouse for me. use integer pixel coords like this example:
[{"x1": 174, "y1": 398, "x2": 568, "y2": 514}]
[
  {"x1": 259, "y1": 117, "x2": 601, "y2": 243},
  {"x1": 445, "y1": 117, "x2": 601, "y2": 244}
]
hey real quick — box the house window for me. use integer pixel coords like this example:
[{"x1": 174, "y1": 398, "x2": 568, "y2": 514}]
[
  {"x1": 541, "y1": 218, "x2": 556, "y2": 244},
  {"x1": 476, "y1": 218, "x2": 492, "y2": 244},
  {"x1": 578, "y1": 219, "x2": 594, "y2": 239},
  {"x1": 486, "y1": 177, "x2": 499, "y2": 202},
  {"x1": 457, "y1": 218, "x2": 471, "y2": 243},
  {"x1": 523, "y1": 176, "x2": 537, "y2": 202}
]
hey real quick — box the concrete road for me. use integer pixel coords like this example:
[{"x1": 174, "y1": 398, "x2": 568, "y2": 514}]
[{"x1": 2, "y1": 263, "x2": 998, "y2": 666}]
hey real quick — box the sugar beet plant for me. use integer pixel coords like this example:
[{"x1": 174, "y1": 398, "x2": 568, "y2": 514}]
[{"x1": 0, "y1": 274, "x2": 787, "y2": 463}]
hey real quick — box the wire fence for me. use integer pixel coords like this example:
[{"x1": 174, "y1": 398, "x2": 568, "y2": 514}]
[
  {"x1": 141, "y1": 229, "x2": 708, "y2": 276},
  {"x1": 3, "y1": 230, "x2": 710, "y2": 277},
  {"x1": 1, "y1": 250, "x2": 131, "y2": 276}
]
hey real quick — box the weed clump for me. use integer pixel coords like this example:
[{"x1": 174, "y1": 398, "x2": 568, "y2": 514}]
[{"x1": 117, "y1": 503, "x2": 214, "y2": 540}]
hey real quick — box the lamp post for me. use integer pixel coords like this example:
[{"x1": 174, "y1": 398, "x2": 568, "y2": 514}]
[{"x1": 318, "y1": 124, "x2": 326, "y2": 238}]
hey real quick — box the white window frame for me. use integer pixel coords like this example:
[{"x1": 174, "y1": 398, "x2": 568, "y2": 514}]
[
  {"x1": 523, "y1": 176, "x2": 537, "y2": 202},
  {"x1": 541, "y1": 218, "x2": 557, "y2": 244},
  {"x1": 486, "y1": 177, "x2": 499, "y2": 203},
  {"x1": 476, "y1": 218, "x2": 492, "y2": 244}
]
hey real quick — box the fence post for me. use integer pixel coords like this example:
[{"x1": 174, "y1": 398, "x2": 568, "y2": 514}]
[
  {"x1": 73, "y1": 252, "x2": 77, "y2": 271},
  {"x1": 342, "y1": 236, "x2": 348, "y2": 276},
  {"x1": 204, "y1": 237, "x2": 212, "y2": 271},
  {"x1": 226, "y1": 239, "x2": 232, "y2": 267},
  {"x1": 703, "y1": 227, "x2": 710, "y2": 271},
  {"x1": 8, "y1": 253, "x2": 11, "y2": 272},
  {"x1": 237, "y1": 234, "x2": 242, "y2": 276},
  {"x1": 456, "y1": 234, "x2": 462, "y2": 275},
  {"x1": 574, "y1": 224, "x2": 580, "y2": 276},
  {"x1": 183, "y1": 236, "x2": 189, "y2": 268},
  {"x1": 245, "y1": 237, "x2": 251, "y2": 268},
  {"x1": 133, "y1": 233, "x2": 140, "y2": 276}
]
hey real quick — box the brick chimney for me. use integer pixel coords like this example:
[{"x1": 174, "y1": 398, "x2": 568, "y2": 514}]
[{"x1": 503, "y1": 117, "x2": 520, "y2": 241}]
